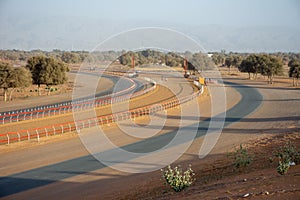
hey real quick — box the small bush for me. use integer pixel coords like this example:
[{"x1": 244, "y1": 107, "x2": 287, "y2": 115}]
[
  {"x1": 161, "y1": 165, "x2": 195, "y2": 192},
  {"x1": 274, "y1": 142, "x2": 299, "y2": 175},
  {"x1": 230, "y1": 144, "x2": 252, "y2": 168},
  {"x1": 274, "y1": 142, "x2": 299, "y2": 164},
  {"x1": 277, "y1": 157, "x2": 290, "y2": 175}
]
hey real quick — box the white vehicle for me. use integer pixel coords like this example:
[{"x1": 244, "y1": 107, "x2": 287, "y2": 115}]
[{"x1": 127, "y1": 72, "x2": 138, "y2": 78}]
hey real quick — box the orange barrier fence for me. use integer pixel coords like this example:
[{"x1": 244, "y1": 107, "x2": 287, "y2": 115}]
[
  {"x1": 0, "y1": 78, "x2": 156, "y2": 124},
  {"x1": 0, "y1": 84, "x2": 203, "y2": 145}
]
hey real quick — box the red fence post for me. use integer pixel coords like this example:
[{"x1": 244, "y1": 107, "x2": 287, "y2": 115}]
[
  {"x1": 17, "y1": 132, "x2": 20, "y2": 142},
  {"x1": 7, "y1": 134, "x2": 9, "y2": 145},
  {"x1": 36, "y1": 129, "x2": 39, "y2": 142},
  {"x1": 27, "y1": 130, "x2": 30, "y2": 141}
]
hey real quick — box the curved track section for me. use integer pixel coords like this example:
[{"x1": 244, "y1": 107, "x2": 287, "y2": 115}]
[
  {"x1": 0, "y1": 84, "x2": 178, "y2": 142},
  {"x1": 0, "y1": 72, "x2": 153, "y2": 124},
  {"x1": 0, "y1": 79, "x2": 266, "y2": 198}
]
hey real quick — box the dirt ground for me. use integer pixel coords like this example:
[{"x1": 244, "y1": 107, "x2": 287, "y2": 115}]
[
  {"x1": 1, "y1": 70, "x2": 299, "y2": 200},
  {"x1": 115, "y1": 71, "x2": 300, "y2": 200},
  {"x1": 118, "y1": 132, "x2": 300, "y2": 200},
  {"x1": 110, "y1": 71, "x2": 300, "y2": 200}
]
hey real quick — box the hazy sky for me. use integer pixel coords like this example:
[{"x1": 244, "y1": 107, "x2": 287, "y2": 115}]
[
  {"x1": 1, "y1": 0, "x2": 300, "y2": 27},
  {"x1": 1, "y1": 0, "x2": 300, "y2": 51}
]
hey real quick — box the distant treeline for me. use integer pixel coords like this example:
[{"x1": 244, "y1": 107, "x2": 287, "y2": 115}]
[
  {"x1": 0, "y1": 49, "x2": 120, "y2": 64},
  {"x1": 1, "y1": 49, "x2": 299, "y2": 68},
  {"x1": 0, "y1": 49, "x2": 300, "y2": 85},
  {"x1": 1, "y1": 49, "x2": 300, "y2": 102},
  {"x1": 210, "y1": 51, "x2": 300, "y2": 67},
  {"x1": 211, "y1": 51, "x2": 300, "y2": 86},
  {"x1": 0, "y1": 49, "x2": 215, "y2": 70}
]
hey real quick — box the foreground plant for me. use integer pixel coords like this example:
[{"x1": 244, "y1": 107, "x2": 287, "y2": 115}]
[
  {"x1": 229, "y1": 144, "x2": 252, "y2": 168},
  {"x1": 274, "y1": 142, "x2": 299, "y2": 175},
  {"x1": 161, "y1": 164, "x2": 195, "y2": 192},
  {"x1": 274, "y1": 142, "x2": 299, "y2": 164},
  {"x1": 277, "y1": 157, "x2": 291, "y2": 175}
]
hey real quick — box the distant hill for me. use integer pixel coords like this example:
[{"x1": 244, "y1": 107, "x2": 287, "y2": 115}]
[
  {"x1": 1, "y1": 16, "x2": 299, "y2": 52},
  {"x1": 188, "y1": 24, "x2": 300, "y2": 52}
]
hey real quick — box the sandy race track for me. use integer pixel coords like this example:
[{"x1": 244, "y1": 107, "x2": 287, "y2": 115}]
[
  {"x1": 0, "y1": 73, "x2": 299, "y2": 199},
  {"x1": 0, "y1": 72, "x2": 114, "y2": 112}
]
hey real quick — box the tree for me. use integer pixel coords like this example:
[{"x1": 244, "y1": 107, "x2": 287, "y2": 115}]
[
  {"x1": 232, "y1": 55, "x2": 242, "y2": 69},
  {"x1": 8, "y1": 67, "x2": 32, "y2": 100},
  {"x1": 189, "y1": 52, "x2": 214, "y2": 72},
  {"x1": 211, "y1": 51, "x2": 226, "y2": 66},
  {"x1": 225, "y1": 54, "x2": 243, "y2": 73},
  {"x1": 288, "y1": 59, "x2": 300, "y2": 86},
  {"x1": 239, "y1": 54, "x2": 283, "y2": 83},
  {"x1": 225, "y1": 56, "x2": 233, "y2": 73},
  {"x1": 259, "y1": 55, "x2": 283, "y2": 84},
  {"x1": 239, "y1": 54, "x2": 261, "y2": 79},
  {"x1": 165, "y1": 53, "x2": 182, "y2": 67},
  {"x1": 119, "y1": 52, "x2": 132, "y2": 66},
  {"x1": 26, "y1": 56, "x2": 69, "y2": 95},
  {"x1": 61, "y1": 52, "x2": 81, "y2": 63},
  {"x1": 239, "y1": 59, "x2": 253, "y2": 79},
  {"x1": 0, "y1": 62, "x2": 13, "y2": 101},
  {"x1": 0, "y1": 63, "x2": 32, "y2": 101}
]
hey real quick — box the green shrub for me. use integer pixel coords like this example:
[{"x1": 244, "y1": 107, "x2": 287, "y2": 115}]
[
  {"x1": 231, "y1": 144, "x2": 252, "y2": 168},
  {"x1": 161, "y1": 165, "x2": 195, "y2": 192},
  {"x1": 274, "y1": 142, "x2": 299, "y2": 164},
  {"x1": 274, "y1": 142, "x2": 299, "y2": 175},
  {"x1": 277, "y1": 156, "x2": 290, "y2": 175}
]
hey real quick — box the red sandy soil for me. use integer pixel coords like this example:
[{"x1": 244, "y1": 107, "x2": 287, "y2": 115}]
[
  {"x1": 118, "y1": 132, "x2": 300, "y2": 200},
  {"x1": 115, "y1": 71, "x2": 300, "y2": 200}
]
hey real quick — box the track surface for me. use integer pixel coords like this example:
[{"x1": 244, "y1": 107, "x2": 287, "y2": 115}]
[
  {"x1": 0, "y1": 71, "x2": 157, "y2": 132},
  {"x1": 1, "y1": 75, "x2": 299, "y2": 199},
  {"x1": 0, "y1": 72, "x2": 145, "y2": 122},
  {"x1": 0, "y1": 72, "x2": 113, "y2": 113},
  {"x1": 0, "y1": 84, "x2": 174, "y2": 134}
]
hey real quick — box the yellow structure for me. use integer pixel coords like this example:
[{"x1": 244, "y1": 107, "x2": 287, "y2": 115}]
[{"x1": 199, "y1": 77, "x2": 205, "y2": 85}]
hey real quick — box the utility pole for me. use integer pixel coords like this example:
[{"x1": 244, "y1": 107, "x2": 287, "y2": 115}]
[
  {"x1": 184, "y1": 57, "x2": 189, "y2": 78},
  {"x1": 132, "y1": 54, "x2": 135, "y2": 71},
  {"x1": 184, "y1": 58, "x2": 187, "y2": 73}
]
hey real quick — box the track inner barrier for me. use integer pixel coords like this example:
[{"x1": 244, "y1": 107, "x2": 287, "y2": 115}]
[{"x1": 0, "y1": 82, "x2": 203, "y2": 145}]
